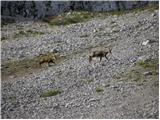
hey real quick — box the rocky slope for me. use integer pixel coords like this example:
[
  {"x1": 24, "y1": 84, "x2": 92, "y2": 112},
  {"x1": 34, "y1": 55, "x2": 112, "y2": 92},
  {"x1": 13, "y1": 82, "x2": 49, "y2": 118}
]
[{"x1": 1, "y1": 8, "x2": 159, "y2": 118}]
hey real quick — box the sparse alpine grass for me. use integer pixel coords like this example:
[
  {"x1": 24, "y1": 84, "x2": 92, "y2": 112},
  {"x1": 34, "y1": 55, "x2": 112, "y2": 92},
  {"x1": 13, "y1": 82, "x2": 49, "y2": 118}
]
[
  {"x1": 137, "y1": 59, "x2": 158, "y2": 70},
  {"x1": 1, "y1": 52, "x2": 64, "y2": 79},
  {"x1": 79, "y1": 33, "x2": 89, "y2": 38},
  {"x1": 96, "y1": 87, "x2": 104, "y2": 93},
  {"x1": 14, "y1": 30, "x2": 44, "y2": 38},
  {"x1": 40, "y1": 89, "x2": 63, "y2": 97},
  {"x1": 115, "y1": 59, "x2": 158, "y2": 83},
  {"x1": 43, "y1": 3, "x2": 158, "y2": 26},
  {"x1": 43, "y1": 11, "x2": 95, "y2": 26}
]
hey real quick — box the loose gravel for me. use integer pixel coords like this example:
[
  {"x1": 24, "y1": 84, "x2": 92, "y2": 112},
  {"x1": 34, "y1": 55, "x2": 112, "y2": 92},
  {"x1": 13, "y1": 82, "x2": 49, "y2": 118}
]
[{"x1": 1, "y1": 9, "x2": 159, "y2": 119}]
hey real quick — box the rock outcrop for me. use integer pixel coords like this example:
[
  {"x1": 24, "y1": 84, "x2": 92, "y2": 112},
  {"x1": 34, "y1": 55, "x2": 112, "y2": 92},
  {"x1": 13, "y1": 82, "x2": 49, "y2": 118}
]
[{"x1": 1, "y1": 1, "x2": 157, "y2": 21}]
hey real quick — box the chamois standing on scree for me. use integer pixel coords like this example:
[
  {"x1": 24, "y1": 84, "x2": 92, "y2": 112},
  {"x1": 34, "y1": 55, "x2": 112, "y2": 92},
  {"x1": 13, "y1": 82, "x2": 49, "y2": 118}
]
[
  {"x1": 39, "y1": 56, "x2": 56, "y2": 66},
  {"x1": 89, "y1": 48, "x2": 112, "y2": 62},
  {"x1": 39, "y1": 52, "x2": 57, "y2": 66}
]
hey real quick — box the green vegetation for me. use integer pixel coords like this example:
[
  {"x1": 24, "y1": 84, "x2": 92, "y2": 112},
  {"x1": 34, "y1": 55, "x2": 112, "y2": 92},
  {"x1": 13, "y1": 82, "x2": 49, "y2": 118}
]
[
  {"x1": 96, "y1": 87, "x2": 104, "y2": 93},
  {"x1": 40, "y1": 89, "x2": 63, "y2": 97},
  {"x1": 2, "y1": 58, "x2": 38, "y2": 79},
  {"x1": 14, "y1": 30, "x2": 44, "y2": 38},
  {"x1": 26, "y1": 30, "x2": 45, "y2": 36},
  {"x1": 9, "y1": 96, "x2": 17, "y2": 101},
  {"x1": 133, "y1": 3, "x2": 159, "y2": 13},
  {"x1": 116, "y1": 59, "x2": 158, "y2": 84},
  {"x1": 137, "y1": 59, "x2": 158, "y2": 70},
  {"x1": 79, "y1": 33, "x2": 89, "y2": 38},
  {"x1": 104, "y1": 3, "x2": 158, "y2": 16},
  {"x1": 127, "y1": 69, "x2": 145, "y2": 82},
  {"x1": 43, "y1": 3, "x2": 158, "y2": 26},
  {"x1": 43, "y1": 11, "x2": 96, "y2": 26},
  {"x1": 1, "y1": 52, "x2": 64, "y2": 79}
]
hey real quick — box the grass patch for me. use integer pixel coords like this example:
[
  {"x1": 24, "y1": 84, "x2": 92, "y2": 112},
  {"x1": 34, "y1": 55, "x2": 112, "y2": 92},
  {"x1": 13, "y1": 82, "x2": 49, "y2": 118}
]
[
  {"x1": 133, "y1": 3, "x2": 159, "y2": 13},
  {"x1": 2, "y1": 58, "x2": 38, "y2": 78},
  {"x1": 137, "y1": 59, "x2": 158, "y2": 70},
  {"x1": 26, "y1": 30, "x2": 45, "y2": 36},
  {"x1": 9, "y1": 96, "x2": 17, "y2": 101},
  {"x1": 127, "y1": 70, "x2": 145, "y2": 82},
  {"x1": 40, "y1": 89, "x2": 62, "y2": 97},
  {"x1": 109, "y1": 3, "x2": 158, "y2": 15},
  {"x1": 43, "y1": 11, "x2": 95, "y2": 26},
  {"x1": 1, "y1": 52, "x2": 65, "y2": 79},
  {"x1": 14, "y1": 30, "x2": 45, "y2": 38},
  {"x1": 43, "y1": 3, "x2": 158, "y2": 26},
  {"x1": 112, "y1": 29, "x2": 120, "y2": 33},
  {"x1": 96, "y1": 87, "x2": 104, "y2": 93},
  {"x1": 115, "y1": 59, "x2": 158, "y2": 84},
  {"x1": 79, "y1": 33, "x2": 89, "y2": 38}
]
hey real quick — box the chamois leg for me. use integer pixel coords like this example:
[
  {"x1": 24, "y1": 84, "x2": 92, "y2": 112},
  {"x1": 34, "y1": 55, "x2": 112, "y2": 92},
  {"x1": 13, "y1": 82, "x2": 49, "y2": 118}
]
[
  {"x1": 105, "y1": 55, "x2": 108, "y2": 60},
  {"x1": 89, "y1": 56, "x2": 92, "y2": 62},
  {"x1": 48, "y1": 60, "x2": 55, "y2": 66},
  {"x1": 100, "y1": 56, "x2": 102, "y2": 61},
  {"x1": 39, "y1": 61, "x2": 43, "y2": 66}
]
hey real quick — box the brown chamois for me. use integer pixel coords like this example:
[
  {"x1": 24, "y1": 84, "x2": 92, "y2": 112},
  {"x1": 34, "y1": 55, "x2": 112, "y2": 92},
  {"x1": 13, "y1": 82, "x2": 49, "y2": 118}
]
[
  {"x1": 39, "y1": 57, "x2": 55, "y2": 66},
  {"x1": 39, "y1": 52, "x2": 56, "y2": 66},
  {"x1": 89, "y1": 48, "x2": 112, "y2": 62}
]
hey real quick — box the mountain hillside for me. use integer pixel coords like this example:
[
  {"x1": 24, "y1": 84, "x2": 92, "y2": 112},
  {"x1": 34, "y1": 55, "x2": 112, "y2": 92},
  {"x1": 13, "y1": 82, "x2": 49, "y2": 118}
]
[{"x1": 1, "y1": 5, "x2": 159, "y2": 119}]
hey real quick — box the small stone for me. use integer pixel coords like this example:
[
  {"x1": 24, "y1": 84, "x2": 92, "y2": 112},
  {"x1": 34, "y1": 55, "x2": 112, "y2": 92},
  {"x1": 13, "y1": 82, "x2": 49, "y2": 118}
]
[
  {"x1": 9, "y1": 75, "x2": 16, "y2": 79},
  {"x1": 93, "y1": 29, "x2": 97, "y2": 33},
  {"x1": 65, "y1": 102, "x2": 71, "y2": 108},
  {"x1": 151, "y1": 13, "x2": 157, "y2": 17},
  {"x1": 142, "y1": 40, "x2": 149, "y2": 46},
  {"x1": 143, "y1": 71, "x2": 153, "y2": 76},
  {"x1": 111, "y1": 85, "x2": 118, "y2": 89}
]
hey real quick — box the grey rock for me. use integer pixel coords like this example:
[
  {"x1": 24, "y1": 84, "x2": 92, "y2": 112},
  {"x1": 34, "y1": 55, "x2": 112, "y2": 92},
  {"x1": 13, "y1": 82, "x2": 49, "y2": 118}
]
[
  {"x1": 1, "y1": 1, "x2": 156, "y2": 22},
  {"x1": 142, "y1": 40, "x2": 149, "y2": 46},
  {"x1": 143, "y1": 71, "x2": 153, "y2": 76}
]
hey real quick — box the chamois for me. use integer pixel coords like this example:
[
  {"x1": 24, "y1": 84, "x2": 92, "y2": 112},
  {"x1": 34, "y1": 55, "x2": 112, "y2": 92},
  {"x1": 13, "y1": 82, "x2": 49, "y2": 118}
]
[
  {"x1": 89, "y1": 48, "x2": 112, "y2": 62},
  {"x1": 39, "y1": 52, "x2": 57, "y2": 66},
  {"x1": 39, "y1": 57, "x2": 56, "y2": 66}
]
